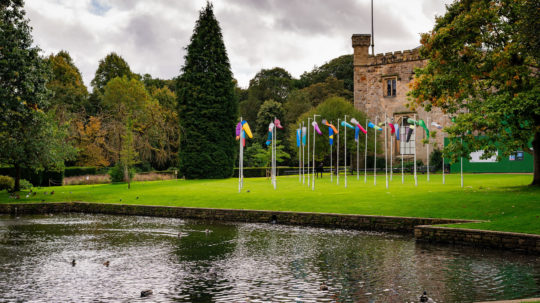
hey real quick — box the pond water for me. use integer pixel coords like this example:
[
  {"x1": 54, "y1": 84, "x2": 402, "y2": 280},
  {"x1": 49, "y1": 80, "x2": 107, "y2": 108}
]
[{"x1": 0, "y1": 213, "x2": 538, "y2": 303}]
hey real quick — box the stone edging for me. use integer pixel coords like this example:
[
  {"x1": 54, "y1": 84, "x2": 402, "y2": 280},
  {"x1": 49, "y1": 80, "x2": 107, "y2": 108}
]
[
  {"x1": 0, "y1": 202, "x2": 538, "y2": 253},
  {"x1": 415, "y1": 225, "x2": 540, "y2": 254}
]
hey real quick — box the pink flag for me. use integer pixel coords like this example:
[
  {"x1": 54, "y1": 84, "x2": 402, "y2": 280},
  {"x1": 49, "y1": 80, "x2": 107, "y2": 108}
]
[{"x1": 274, "y1": 118, "x2": 283, "y2": 129}]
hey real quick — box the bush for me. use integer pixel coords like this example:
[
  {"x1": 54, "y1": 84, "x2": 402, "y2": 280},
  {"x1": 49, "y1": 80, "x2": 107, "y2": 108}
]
[
  {"x1": 19, "y1": 179, "x2": 32, "y2": 190},
  {"x1": 108, "y1": 164, "x2": 135, "y2": 183},
  {"x1": 0, "y1": 167, "x2": 63, "y2": 187},
  {"x1": 0, "y1": 175, "x2": 14, "y2": 192},
  {"x1": 430, "y1": 149, "x2": 443, "y2": 171}
]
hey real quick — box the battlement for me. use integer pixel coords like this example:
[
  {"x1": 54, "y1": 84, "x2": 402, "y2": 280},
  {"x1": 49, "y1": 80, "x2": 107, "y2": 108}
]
[{"x1": 366, "y1": 48, "x2": 423, "y2": 66}]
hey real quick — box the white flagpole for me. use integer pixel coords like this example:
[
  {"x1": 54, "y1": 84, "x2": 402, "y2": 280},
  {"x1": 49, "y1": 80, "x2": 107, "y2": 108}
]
[
  {"x1": 414, "y1": 114, "x2": 417, "y2": 187},
  {"x1": 337, "y1": 118, "x2": 340, "y2": 185},
  {"x1": 273, "y1": 118, "x2": 276, "y2": 189},
  {"x1": 298, "y1": 124, "x2": 301, "y2": 182},
  {"x1": 238, "y1": 118, "x2": 243, "y2": 193},
  {"x1": 330, "y1": 128, "x2": 333, "y2": 183},
  {"x1": 307, "y1": 117, "x2": 311, "y2": 187},
  {"x1": 312, "y1": 114, "x2": 319, "y2": 190},
  {"x1": 302, "y1": 121, "x2": 305, "y2": 184},
  {"x1": 374, "y1": 116, "x2": 377, "y2": 186},
  {"x1": 427, "y1": 116, "x2": 430, "y2": 182},
  {"x1": 355, "y1": 118, "x2": 359, "y2": 181},
  {"x1": 344, "y1": 115, "x2": 348, "y2": 188},
  {"x1": 442, "y1": 132, "x2": 445, "y2": 185},
  {"x1": 390, "y1": 119, "x2": 393, "y2": 182},
  {"x1": 461, "y1": 137, "x2": 464, "y2": 188},
  {"x1": 385, "y1": 113, "x2": 388, "y2": 189},
  {"x1": 364, "y1": 118, "x2": 368, "y2": 184},
  {"x1": 401, "y1": 117, "x2": 404, "y2": 184}
]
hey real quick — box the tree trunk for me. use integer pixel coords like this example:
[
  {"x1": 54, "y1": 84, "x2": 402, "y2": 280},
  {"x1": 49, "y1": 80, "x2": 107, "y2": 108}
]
[
  {"x1": 532, "y1": 131, "x2": 540, "y2": 186},
  {"x1": 123, "y1": 164, "x2": 131, "y2": 189},
  {"x1": 13, "y1": 164, "x2": 21, "y2": 192}
]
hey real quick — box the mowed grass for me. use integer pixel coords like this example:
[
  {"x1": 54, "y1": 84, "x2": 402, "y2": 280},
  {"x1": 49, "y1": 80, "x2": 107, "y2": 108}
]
[{"x1": 1, "y1": 173, "x2": 539, "y2": 234}]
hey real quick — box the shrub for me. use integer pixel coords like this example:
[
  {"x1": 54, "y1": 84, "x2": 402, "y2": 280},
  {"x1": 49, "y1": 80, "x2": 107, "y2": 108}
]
[
  {"x1": 0, "y1": 175, "x2": 14, "y2": 192},
  {"x1": 108, "y1": 164, "x2": 135, "y2": 183},
  {"x1": 430, "y1": 149, "x2": 443, "y2": 171},
  {"x1": 19, "y1": 179, "x2": 32, "y2": 190}
]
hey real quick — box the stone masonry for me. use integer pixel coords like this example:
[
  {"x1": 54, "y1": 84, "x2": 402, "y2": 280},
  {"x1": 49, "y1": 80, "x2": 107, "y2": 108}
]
[{"x1": 352, "y1": 34, "x2": 451, "y2": 161}]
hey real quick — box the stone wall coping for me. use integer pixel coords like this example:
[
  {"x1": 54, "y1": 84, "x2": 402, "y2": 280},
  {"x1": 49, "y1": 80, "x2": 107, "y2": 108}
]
[
  {"x1": 1, "y1": 201, "x2": 479, "y2": 224},
  {"x1": 416, "y1": 224, "x2": 540, "y2": 238}
]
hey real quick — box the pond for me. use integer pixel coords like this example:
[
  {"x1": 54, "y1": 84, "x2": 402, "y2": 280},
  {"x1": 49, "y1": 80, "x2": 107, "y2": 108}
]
[{"x1": 0, "y1": 213, "x2": 538, "y2": 302}]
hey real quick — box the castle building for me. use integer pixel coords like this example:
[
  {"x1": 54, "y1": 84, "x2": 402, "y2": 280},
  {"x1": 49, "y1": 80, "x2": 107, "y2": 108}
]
[{"x1": 351, "y1": 34, "x2": 449, "y2": 162}]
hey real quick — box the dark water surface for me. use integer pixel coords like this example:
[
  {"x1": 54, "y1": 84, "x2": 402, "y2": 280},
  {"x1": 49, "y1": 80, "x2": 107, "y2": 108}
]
[{"x1": 0, "y1": 213, "x2": 538, "y2": 303}]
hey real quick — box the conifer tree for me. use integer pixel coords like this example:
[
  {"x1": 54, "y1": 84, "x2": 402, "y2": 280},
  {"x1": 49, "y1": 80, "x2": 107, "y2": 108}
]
[{"x1": 177, "y1": 2, "x2": 237, "y2": 179}]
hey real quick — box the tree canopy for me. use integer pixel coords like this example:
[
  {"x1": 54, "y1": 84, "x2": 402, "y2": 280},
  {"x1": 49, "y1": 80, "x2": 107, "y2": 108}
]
[
  {"x1": 409, "y1": 0, "x2": 540, "y2": 185},
  {"x1": 176, "y1": 2, "x2": 237, "y2": 178}
]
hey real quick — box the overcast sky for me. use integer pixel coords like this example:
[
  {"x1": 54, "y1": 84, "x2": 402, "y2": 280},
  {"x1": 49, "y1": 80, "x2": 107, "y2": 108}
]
[{"x1": 25, "y1": 0, "x2": 453, "y2": 89}]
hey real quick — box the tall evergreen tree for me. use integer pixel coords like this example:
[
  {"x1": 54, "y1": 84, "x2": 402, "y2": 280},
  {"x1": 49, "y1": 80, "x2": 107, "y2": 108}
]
[{"x1": 177, "y1": 2, "x2": 237, "y2": 179}]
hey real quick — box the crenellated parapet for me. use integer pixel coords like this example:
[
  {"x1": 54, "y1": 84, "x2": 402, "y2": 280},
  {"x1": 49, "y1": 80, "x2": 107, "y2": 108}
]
[{"x1": 365, "y1": 48, "x2": 423, "y2": 66}]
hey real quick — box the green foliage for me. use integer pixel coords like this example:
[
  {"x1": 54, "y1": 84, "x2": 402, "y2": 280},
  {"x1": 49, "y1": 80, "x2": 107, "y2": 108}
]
[
  {"x1": 176, "y1": 3, "x2": 237, "y2": 179},
  {"x1": 0, "y1": 176, "x2": 14, "y2": 192},
  {"x1": 430, "y1": 149, "x2": 443, "y2": 171},
  {"x1": 284, "y1": 77, "x2": 352, "y2": 127},
  {"x1": 255, "y1": 100, "x2": 284, "y2": 143},
  {"x1": 19, "y1": 179, "x2": 32, "y2": 190},
  {"x1": 299, "y1": 55, "x2": 354, "y2": 92},
  {"x1": 408, "y1": 0, "x2": 540, "y2": 185},
  {"x1": 0, "y1": 167, "x2": 64, "y2": 188},
  {"x1": 108, "y1": 163, "x2": 135, "y2": 183},
  {"x1": 244, "y1": 144, "x2": 267, "y2": 167},
  {"x1": 45, "y1": 51, "x2": 89, "y2": 115},
  {"x1": 290, "y1": 97, "x2": 377, "y2": 163}
]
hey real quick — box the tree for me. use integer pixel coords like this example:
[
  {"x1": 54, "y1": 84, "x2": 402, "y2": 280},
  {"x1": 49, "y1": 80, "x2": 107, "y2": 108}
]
[
  {"x1": 408, "y1": 0, "x2": 540, "y2": 186},
  {"x1": 45, "y1": 51, "x2": 89, "y2": 118},
  {"x1": 0, "y1": 0, "x2": 74, "y2": 191},
  {"x1": 284, "y1": 77, "x2": 352, "y2": 127},
  {"x1": 89, "y1": 52, "x2": 136, "y2": 114},
  {"x1": 255, "y1": 99, "x2": 285, "y2": 144},
  {"x1": 73, "y1": 116, "x2": 109, "y2": 167},
  {"x1": 299, "y1": 54, "x2": 354, "y2": 92},
  {"x1": 176, "y1": 2, "x2": 237, "y2": 179}
]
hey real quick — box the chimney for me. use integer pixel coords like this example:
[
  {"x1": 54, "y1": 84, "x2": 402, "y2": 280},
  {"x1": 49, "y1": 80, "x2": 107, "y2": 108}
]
[{"x1": 352, "y1": 34, "x2": 371, "y2": 66}]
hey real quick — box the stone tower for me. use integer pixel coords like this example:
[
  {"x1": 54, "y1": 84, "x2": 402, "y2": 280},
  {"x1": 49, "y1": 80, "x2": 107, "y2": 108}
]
[{"x1": 352, "y1": 33, "x2": 449, "y2": 161}]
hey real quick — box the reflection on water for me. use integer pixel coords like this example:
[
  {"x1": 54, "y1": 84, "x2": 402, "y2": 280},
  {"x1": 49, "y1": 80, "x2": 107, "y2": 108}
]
[{"x1": 0, "y1": 213, "x2": 538, "y2": 302}]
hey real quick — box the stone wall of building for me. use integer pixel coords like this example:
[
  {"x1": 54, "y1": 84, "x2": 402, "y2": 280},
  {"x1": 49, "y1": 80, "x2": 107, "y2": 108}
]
[{"x1": 352, "y1": 34, "x2": 451, "y2": 162}]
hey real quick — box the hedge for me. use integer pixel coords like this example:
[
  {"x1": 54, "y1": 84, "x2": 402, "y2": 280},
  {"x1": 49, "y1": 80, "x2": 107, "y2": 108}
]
[
  {"x1": 0, "y1": 167, "x2": 64, "y2": 187},
  {"x1": 64, "y1": 166, "x2": 108, "y2": 177}
]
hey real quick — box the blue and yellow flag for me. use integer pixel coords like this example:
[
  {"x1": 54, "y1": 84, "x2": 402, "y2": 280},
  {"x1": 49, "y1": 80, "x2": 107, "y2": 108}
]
[{"x1": 328, "y1": 126, "x2": 334, "y2": 145}]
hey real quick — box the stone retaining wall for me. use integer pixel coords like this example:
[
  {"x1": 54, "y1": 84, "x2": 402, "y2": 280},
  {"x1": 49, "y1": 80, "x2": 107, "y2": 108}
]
[
  {"x1": 0, "y1": 202, "x2": 472, "y2": 233},
  {"x1": 1, "y1": 202, "x2": 538, "y2": 253},
  {"x1": 415, "y1": 225, "x2": 540, "y2": 254}
]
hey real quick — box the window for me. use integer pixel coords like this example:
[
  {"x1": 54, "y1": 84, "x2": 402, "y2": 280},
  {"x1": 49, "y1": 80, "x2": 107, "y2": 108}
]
[
  {"x1": 385, "y1": 78, "x2": 396, "y2": 97},
  {"x1": 399, "y1": 116, "x2": 415, "y2": 155}
]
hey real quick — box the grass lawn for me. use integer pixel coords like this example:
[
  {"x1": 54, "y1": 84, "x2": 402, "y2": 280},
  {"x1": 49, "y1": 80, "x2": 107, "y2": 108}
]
[{"x1": 1, "y1": 173, "x2": 538, "y2": 234}]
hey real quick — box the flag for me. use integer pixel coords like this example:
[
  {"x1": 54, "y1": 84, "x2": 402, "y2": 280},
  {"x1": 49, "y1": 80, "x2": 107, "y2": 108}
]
[
  {"x1": 350, "y1": 118, "x2": 367, "y2": 134},
  {"x1": 354, "y1": 126, "x2": 360, "y2": 142},
  {"x1": 418, "y1": 119, "x2": 430, "y2": 139},
  {"x1": 340, "y1": 121, "x2": 354, "y2": 129},
  {"x1": 302, "y1": 127, "x2": 307, "y2": 145},
  {"x1": 274, "y1": 118, "x2": 283, "y2": 129},
  {"x1": 368, "y1": 121, "x2": 382, "y2": 131},
  {"x1": 406, "y1": 126, "x2": 414, "y2": 142},
  {"x1": 265, "y1": 131, "x2": 273, "y2": 146},
  {"x1": 312, "y1": 121, "x2": 322, "y2": 135},
  {"x1": 242, "y1": 121, "x2": 253, "y2": 138},
  {"x1": 394, "y1": 123, "x2": 400, "y2": 140},
  {"x1": 431, "y1": 121, "x2": 443, "y2": 129},
  {"x1": 296, "y1": 129, "x2": 301, "y2": 147},
  {"x1": 328, "y1": 126, "x2": 334, "y2": 145}
]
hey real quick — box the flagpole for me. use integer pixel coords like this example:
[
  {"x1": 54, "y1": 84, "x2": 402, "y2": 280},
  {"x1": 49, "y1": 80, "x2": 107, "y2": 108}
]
[
  {"x1": 312, "y1": 114, "x2": 319, "y2": 190},
  {"x1": 357, "y1": 127, "x2": 360, "y2": 180},
  {"x1": 364, "y1": 118, "x2": 368, "y2": 184},
  {"x1": 273, "y1": 117, "x2": 276, "y2": 189},
  {"x1": 401, "y1": 117, "x2": 404, "y2": 184},
  {"x1": 344, "y1": 115, "x2": 348, "y2": 188},
  {"x1": 374, "y1": 116, "x2": 377, "y2": 186},
  {"x1": 461, "y1": 137, "x2": 464, "y2": 188},
  {"x1": 390, "y1": 120, "x2": 393, "y2": 182},
  {"x1": 307, "y1": 117, "x2": 311, "y2": 187},
  {"x1": 298, "y1": 124, "x2": 301, "y2": 182},
  {"x1": 302, "y1": 121, "x2": 305, "y2": 184},
  {"x1": 330, "y1": 125, "x2": 333, "y2": 183},
  {"x1": 337, "y1": 118, "x2": 340, "y2": 185},
  {"x1": 427, "y1": 116, "x2": 430, "y2": 182},
  {"x1": 385, "y1": 113, "x2": 388, "y2": 189},
  {"x1": 414, "y1": 114, "x2": 417, "y2": 187},
  {"x1": 238, "y1": 118, "x2": 243, "y2": 193}
]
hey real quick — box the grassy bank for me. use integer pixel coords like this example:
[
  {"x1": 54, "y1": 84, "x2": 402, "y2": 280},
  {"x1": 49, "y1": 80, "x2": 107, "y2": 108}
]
[{"x1": 0, "y1": 173, "x2": 538, "y2": 234}]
